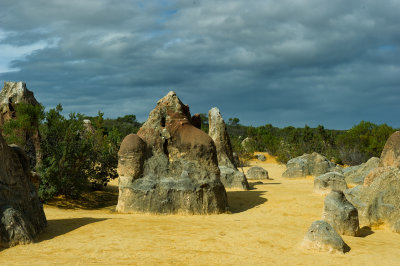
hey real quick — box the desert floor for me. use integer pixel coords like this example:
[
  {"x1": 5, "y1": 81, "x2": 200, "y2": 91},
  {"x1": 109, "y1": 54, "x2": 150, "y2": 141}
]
[{"x1": 1, "y1": 152, "x2": 400, "y2": 265}]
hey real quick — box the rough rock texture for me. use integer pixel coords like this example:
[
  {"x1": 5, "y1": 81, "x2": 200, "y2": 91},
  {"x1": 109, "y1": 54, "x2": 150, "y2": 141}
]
[
  {"x1": 322, "y1": 191, "x2": 359, "y2": 236},
  {"x1": 283, "y1": 152, "x2": 342, "y2": 178},
  {"x1": 0, "y1": 133, "x2": 47, "y2": 247},
  {"x1": 256, "y1": 154, "x2": 266, "y2": 161},
  {"x1": 344, "y1": 166, "x2": 400, "y2": 230},
  {"x1": 208, "y1": 107, "x2": 249, "y2": 190},
  {"x1": 380, "y1": 131, "x2": 400, "y2": 168},
  {"x1": 0, "y1": 82, "x2": 40, "y2": 169},
  {"x1": 344, "y1": 157, "x2": 380, "y2": 185},
  {"x1": 314, "y1": 172, "x2": 347, "y2": 195},
  {"x1": 116, "y1": 92, "x2": 228, "y2": 214},
  {"x1": 301, "y1": 220, "x2": 350, "y2": 254},
  {"x1": 246, "y1": 166, "x2": 269, "y2": 180}
]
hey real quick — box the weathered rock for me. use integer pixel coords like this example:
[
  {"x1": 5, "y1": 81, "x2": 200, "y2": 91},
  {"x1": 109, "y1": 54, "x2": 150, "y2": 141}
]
[
  {"x1": 314, "y1": 172, "x2": 347, "y2": 195},
  {"x1": 380, "y1": 131, "x2": 400, "y2": 168},
  {"x1": 256, "y1": 154, "x2": 266, "y2": 161},
  {"x1": 208, "y1": 107, "x2": 249, "y2": 190},
  {"x1": 0, "y1": 134, "x2": 47, "y2": 247},
  {"x1": 0, "y1": 82, "x2": 41, "y2": 169},
  {"x1": 246, "y1": 166, "x2": 269, "y2": 180},
  {"x1": 301, "y1": 220, "x2": 350, "y2": 254},
  {"x1": 322, "y1": 191, "x2": 359, "y2": 236},
  {"x1": 241, "y1": 137, "x2": 256, "y2": 152},
  {"x1": 116, "y1": 92, "x2": 228, "y2": 214},
  {"x1": 344, "y1": 166, "x2": 400, "y2": 228},
  {"x1": 282, "y1": 152, "x2": 341, "y2": 178},
  {"x1": 344, "y1": 157, "x2": 380, "y2": 185}
]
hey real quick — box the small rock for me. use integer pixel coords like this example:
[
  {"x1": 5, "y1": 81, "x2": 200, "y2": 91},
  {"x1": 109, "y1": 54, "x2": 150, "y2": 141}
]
[
  {"x1": 314, "y1": 172, "x2": 347, "y2": 195},
  {"x1": 246, "y1": 166, "x2": 269, "y2": 180},
  {"x1": 301, "y1": 220, "x2": 350, "y2": 254},
  {"x1": 256, "y1": 154, "x2": 266, "y2": 161},
  {"x1": 322, "y1": 191, "x2": 360, "y2": 236}
]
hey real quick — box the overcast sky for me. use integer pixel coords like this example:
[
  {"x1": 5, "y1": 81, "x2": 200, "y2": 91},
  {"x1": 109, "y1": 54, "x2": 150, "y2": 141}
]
[{"x1": 1, "y1": 0, "x2": 399, "y2": 129}]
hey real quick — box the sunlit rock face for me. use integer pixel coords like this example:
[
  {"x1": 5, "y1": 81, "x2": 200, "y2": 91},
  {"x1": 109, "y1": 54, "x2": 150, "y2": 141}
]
[{"x1": 116, "y1": 92, "x2": 228, "y2": 214}]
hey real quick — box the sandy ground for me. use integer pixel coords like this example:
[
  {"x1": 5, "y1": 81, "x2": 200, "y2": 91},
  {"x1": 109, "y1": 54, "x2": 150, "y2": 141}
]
[{"x1": 1, "y1": 152, "x2": 400, "y2": 265}]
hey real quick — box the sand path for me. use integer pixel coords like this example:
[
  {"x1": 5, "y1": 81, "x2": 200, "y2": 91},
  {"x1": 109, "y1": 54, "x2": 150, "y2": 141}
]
[{"x1": 1, "y1": 153, "x2": 399, "y2": 265}]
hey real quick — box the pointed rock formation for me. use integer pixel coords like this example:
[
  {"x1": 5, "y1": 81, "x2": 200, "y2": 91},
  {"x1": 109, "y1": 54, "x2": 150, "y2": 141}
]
[
  {"x1": 0, "y1": 82, "x2": 41, "y2": 169},
  {"x1": 208, "y1": 107, "x2": 249, "y2": 190},
  {"x1": 380, "y1": 131, "x2": 400, "y2": 168},
  {"x1": 116, "y1": 92, "x2": 228, "y2": 214},
  {"x1": 0, "y1": 132, "x2": 47, "y2": 248}
]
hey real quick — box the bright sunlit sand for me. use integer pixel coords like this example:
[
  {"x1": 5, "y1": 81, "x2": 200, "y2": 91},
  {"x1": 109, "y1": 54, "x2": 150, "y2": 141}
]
[{"x1": 1, "y1": 154, "x2": 399, "y2": 265}]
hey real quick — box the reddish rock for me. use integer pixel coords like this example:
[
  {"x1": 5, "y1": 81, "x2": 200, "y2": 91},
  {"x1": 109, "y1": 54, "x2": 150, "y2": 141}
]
[{"x1": 380, "y1": 131, "x2": 400, "y2": 168}]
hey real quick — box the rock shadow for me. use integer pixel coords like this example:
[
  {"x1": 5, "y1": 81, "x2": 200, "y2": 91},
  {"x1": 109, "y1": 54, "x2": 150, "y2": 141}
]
[
  {"x1": 358, "y1": 226, "x2": 375, "y2": 238},
  {"x1": 248, "y1": 181, "x2": 281, "y2": 189},
  {"x1": 227, "y1": 190, "x2": 267, "y2": 213},
  {"x1": 37, "y1": 217, "x2": 108, "y2": 242}
]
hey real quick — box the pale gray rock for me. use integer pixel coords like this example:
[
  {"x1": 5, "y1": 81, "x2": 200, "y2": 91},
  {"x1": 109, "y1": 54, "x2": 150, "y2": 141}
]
[
  {"x1": 314, "y1": 172, "x2": 347, "y2": 195},
  {"x1": 344, "y1": 166, "x2": 400, "y2": 228},
  {"x1": 208, "y1": 107, "x2": 249, "y2": 190},
  {"x1": 256, "y1": 154, "x2": 266, "y2": 161},
  {"x1": 322, "y1": 191, "x2": 359, "y2": 236},
  {"x1": 246, "y1": 166, "x2": 269, "y2": 180},
  {"x1": 241, "y1": 137, "x2": 256, "y2": 152},
  {"x1": 0, "y1": 135, "x2": 47, "y2": 248},
  {"x1": 344, "y1": 157, "x2": 380, "y2": 185},
  {"x1": 116, "y1": 92, "x2": 228, "y2": 214},
  {"x1": 301, "y1": 220, "x2": 350, "y2": 254},
  {"x1": 283, "y1": 152, "x2": 342, "y2": 178}
]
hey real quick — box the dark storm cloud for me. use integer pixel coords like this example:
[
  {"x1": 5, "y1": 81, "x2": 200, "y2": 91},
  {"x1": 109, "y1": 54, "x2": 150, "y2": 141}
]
[{"x1": 1, "y1": 0, "x2": 400, "y2": 129}]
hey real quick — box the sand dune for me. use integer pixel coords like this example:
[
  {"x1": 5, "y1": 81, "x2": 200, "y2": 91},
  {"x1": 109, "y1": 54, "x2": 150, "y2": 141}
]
[{"x1": 1, "y1": 153, "x2": 399, "y2": 265}]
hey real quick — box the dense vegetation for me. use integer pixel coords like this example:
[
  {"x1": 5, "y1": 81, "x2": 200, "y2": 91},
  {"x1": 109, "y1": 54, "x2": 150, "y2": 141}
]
[{"x1": 1, "y1": 104, "x2": 396, "y2": 201}]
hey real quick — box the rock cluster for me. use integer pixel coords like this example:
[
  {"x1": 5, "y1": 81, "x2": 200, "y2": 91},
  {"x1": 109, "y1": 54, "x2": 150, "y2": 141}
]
[
  {"x1": 301, "y1": 220, "x2": 349, "y2": 254},
  {"x1": 322, "y1": 191, "x2": 359, "y2": 236},
  {"x1": 282, "y1": 152, "x2": 342, "y2": 178},
  {"x1": 255, "y1": 154, "x2": 266, "y2": 161},
  {"x1": 344, "y1": 157, "x2": 380, "y2": 185},
  {"x1": 0, "y1": 82, "x2": 41, "y2": 169},
  {"x1": 208, "y1": 107, "x2": 249, "y2": 190},
  {"x1": 343, "y1": 131, "x2": 400, "y2": 232},
  {"x1": 314, "y1": 172, "x2": 347, "y2": 195},
  {"x1": 0, "y1": 133, "x2": 47, "y2": 247},
  {"x1": 116, "y1": 92, "x2": 228, "y2": 214}
]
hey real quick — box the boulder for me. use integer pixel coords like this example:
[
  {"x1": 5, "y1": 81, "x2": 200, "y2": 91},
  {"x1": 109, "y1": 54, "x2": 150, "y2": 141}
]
[
  {"x1": 256, "y1": 154, "x2": 266, "y2": 161},
  {"x1": 344, "y1": 166, "x2": 400, "y2": 229},
  {"x1": 246, "y1": 166, "x2": 269, "y2": 180},
  {"x1": 301, "y1": 220, "x2": 350, "y2": 254},
  {"x1": 322, "y1": 191, "x2": 359, "y2": 236},
  {"x1": 208, "y1": 107, "x2": 249, "y2": 190},
  {"x1": 0, "y1": 134, "x2": 47, "y2": 248},
  {"x1": 0, "y1": 82, "x2": 41, "y2": 169},
  {"x1": 380, "y1": 131, "x2": 400, "y2": 168},
  {"x1": 282, "y1": 152, "x2": 341, "y2": 178},
  {"x1": 344, "y1": 157, "x2": 380, "y2": 185},
  {"x1": 116, "y1": 92, "x2": 228, "y2": 214},
  {"x1": 314, "y1": 172, "x2": 347, "y2": 195}
]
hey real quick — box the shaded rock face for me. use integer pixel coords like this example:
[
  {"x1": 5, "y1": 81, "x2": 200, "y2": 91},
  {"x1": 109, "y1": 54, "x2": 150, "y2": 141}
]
[
  {"x1": 0, "y1": 133, "x2": 46, "y2": 247},
  {"x1": 283, "y1": 152, "x2": 341, "y2": 178},
  {"x1": 380, "y1": 131, "x2": 400, "y2": 168},
  {"x1": 208, "y1": 107, "x2": 249, "y2": 190},
  {"x1": 246, "y1": 166, "x2": 269, "y2": 180},
  {"x1": 314, "y1": 172, "x2": 347, "y2": 195},
  {"x1": 301, "y1": 220, "x2": 350, "y2": 254},
  {"x1": 0, "y1": 82, "x2": 40, "y2": 169},
  {"x1": 322, "y1": 191, "x2": 359, "y2": 236},
  {"x1": 344, "y1": 157, "x2": 380, "y2": 185},
  {"x1": 116, "y1": 92, "x2": 228, "y2": 214},
  {"x1": 344, "y1": 166, "x2": 400, "y2": 230}
]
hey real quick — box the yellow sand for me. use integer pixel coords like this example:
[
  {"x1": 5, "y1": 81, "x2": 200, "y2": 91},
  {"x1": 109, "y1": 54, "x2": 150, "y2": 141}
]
[{"x1": 1, "y1": 155, "x2": 400, "y2": 265}]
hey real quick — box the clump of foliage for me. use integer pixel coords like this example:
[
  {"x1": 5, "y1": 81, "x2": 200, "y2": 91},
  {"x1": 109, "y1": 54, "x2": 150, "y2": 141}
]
[{"x1": 37, "y1": 105, "x2": 119, "y2": 201}]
